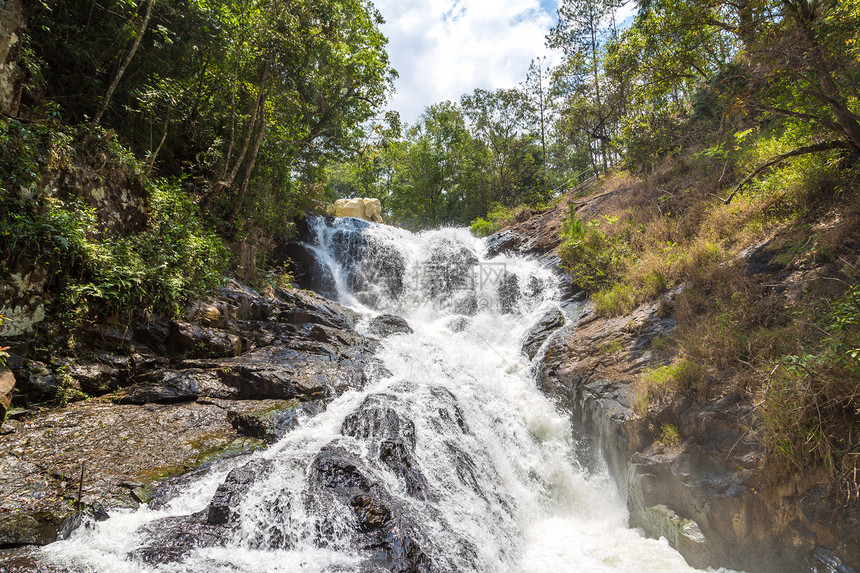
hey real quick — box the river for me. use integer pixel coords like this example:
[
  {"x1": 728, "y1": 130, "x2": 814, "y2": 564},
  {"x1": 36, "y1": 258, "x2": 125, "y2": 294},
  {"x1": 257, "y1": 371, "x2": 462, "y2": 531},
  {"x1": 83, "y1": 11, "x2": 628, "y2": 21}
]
[{"x1": 43, "y1": 217, "x2": 732, "y2": 572}]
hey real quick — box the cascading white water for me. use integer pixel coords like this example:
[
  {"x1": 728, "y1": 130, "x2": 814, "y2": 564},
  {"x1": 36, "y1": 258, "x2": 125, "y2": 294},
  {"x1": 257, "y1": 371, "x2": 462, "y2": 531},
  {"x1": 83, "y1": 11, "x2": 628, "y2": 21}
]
[{"x1": 43, "y1": 217, "x2": 733, "y2": 572}]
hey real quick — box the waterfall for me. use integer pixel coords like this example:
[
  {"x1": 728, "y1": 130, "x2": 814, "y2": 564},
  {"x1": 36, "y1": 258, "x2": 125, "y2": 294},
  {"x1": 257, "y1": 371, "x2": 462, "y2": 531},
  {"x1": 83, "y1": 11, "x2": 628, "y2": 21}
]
[{"x1": 43, "y1": 217, "x2": 731, "y2": 572}]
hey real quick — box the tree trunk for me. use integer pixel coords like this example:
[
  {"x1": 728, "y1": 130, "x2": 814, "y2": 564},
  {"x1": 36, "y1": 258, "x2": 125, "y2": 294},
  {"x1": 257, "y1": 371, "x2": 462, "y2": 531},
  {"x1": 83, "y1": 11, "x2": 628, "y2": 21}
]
[
  {"x1": 232, "y1": 99, "x2": 268, "y2": 221},
  {"x1": 145, "y1": 104, "x2": 171, "y2": 177},
  {"x1": 783, "y1": 0, "x2": 860, "y2": 152},
  {"x1": 217, "y1": 63, "x2": 270, "y2": 192},
  {"x1": 93, "y1": 0, "x2": 156, "y2": 126}
]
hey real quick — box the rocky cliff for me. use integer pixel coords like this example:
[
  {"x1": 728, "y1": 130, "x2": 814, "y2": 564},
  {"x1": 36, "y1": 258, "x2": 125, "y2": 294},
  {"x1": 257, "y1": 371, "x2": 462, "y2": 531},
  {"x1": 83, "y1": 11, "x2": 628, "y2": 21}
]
[
  {"x1": 0, "y1": 0, "x2": 24, "y2": 116},
  {"x1": 496, "y1": 193, "x2": 859, "y2": 573},
  {"x1": 0, "y1": 281, "x2": 383, "y2": 557}
]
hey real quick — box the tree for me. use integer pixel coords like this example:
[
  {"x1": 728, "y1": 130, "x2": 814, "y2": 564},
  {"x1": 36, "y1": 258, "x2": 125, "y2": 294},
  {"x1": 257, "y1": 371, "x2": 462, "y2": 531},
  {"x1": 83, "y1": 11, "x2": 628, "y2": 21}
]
[
  {"x1": 461, "y1": 88, "x2": 541, "y2": 205},
  {"x1": 548, "y1": 0, "x2": 614, "y2": 170},
  {"x1": 523, "y1": 57, "x2": 553, "y2": 192}
]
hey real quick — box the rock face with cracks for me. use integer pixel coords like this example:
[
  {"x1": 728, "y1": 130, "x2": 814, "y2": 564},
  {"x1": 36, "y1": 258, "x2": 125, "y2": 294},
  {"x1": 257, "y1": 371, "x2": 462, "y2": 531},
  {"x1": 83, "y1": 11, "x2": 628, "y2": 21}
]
[
  {"x1": 0, "y1": 280, "x2": 380, "y2": 552},
  {"x1": 487, "y1": 202, "x2": 860, "y2": 573}
]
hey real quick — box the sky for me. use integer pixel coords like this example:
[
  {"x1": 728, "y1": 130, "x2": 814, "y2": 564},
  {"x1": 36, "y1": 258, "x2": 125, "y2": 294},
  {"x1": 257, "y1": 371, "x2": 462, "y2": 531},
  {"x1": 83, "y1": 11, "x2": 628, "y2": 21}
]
[{"x1": 372, "y1": 0, "x2": 562, "y2": 124}]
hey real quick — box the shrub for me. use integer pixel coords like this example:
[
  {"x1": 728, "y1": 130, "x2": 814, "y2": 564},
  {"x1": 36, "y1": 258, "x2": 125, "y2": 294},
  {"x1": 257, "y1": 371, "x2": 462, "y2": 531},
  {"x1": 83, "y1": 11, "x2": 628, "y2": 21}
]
[
  {"x1": 469, "y1": 203, "x2": 540, "y2": 237},
  {"x1": 658, "y1": 423, "x2": 682, "y2": 446},
  {"x1": 0, "y1": 119, "x2": 229, "y2": 325},
  {"x1": 62, "y1": 178, "x2": 229, "y2": 321},
  {"x1": 759, "y1": 284, "x2": 860, "y2": 497},
  {"x1": 558, "y1": 205, "x2": 626, "y2": 292},
  {"x1": 470, "y1": 217, "x2": 495, "y2": 237},
  {"x1": 637, "y1": 358, "x2": 708, "y2": 408}
]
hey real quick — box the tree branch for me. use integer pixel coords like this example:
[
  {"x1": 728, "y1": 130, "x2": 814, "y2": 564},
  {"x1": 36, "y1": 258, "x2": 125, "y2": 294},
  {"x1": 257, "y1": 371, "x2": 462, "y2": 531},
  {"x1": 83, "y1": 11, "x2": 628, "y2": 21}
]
[
  {"x1": 722, "y1": 140, "x2": 850, "y2": 205},
  {"x1": 93, "y1": 0, "x2": 156, "y2": 126}
]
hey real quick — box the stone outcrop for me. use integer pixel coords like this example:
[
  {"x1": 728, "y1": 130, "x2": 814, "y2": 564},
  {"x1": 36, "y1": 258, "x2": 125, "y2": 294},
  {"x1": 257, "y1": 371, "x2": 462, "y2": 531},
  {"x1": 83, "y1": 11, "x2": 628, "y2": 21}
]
[
  {"x1": 0, "y1": 368, "x2": 14, "y2": 428},
  {"x1": 1, "y1": 142, "x2": 150, "y2": 338},
  {"x1": 534, "y1": 294, "x2": 859, "y2": 573},
  {"x1": 0, "y1": 0, "x2": 24, "y2": 116},
  {"x1": 367, "y1": 314, "x2": 413, "y2": 338},
  {"x1": 492, "y1": 208, "x2": 860, "y2": 573},
  {"x1": 0, "y1": 281, "x2": 379, "y2": 548},
  {"x1": 335, "y1": 197, "x2": 385, "y2": 223}
]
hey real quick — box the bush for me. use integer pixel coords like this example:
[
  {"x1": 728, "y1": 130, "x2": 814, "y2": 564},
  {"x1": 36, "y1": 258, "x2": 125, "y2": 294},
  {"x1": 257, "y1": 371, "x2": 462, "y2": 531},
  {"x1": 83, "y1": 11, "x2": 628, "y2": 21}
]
[
  {"x1": 658, "y1": 423, "x2": 682, "y2": 446},
  {"x1": 558, "y1": 205, "x2": 626, "y2": 292},
  {"x1": 759, "y1": 284, "x2": 860, "y2": 497},
  {"x1": 470, "y1": 217, "x2": 495, "y2": 237},
  {"x1": 469, "y1": 203, "x2": 538, "y2": 237},
  {"x1": 62, "y1": 178, "x2": 229, "y2": 321},
  {"x1": 0, "y1": 119, "x2": 229, "y2": 325},
  {"x1": 636, "y1": 358, "x2": 708, "y2": 411}
]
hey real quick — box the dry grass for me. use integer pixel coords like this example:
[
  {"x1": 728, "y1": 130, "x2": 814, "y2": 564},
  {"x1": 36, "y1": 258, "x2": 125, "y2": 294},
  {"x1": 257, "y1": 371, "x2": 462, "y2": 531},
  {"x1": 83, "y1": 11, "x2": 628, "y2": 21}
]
[{"x1": 569, "y1": 144, "x2": 860, "y2": 498}]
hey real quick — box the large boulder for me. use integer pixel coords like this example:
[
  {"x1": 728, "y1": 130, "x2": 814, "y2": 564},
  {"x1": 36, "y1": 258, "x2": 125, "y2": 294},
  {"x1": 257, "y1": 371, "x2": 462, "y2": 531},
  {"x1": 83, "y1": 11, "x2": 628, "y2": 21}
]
[
  {"x1": 0, "y1": 0, "x2": 25, "y2": 116},
  {"x1": 367, "y1": 315, "x2": 413, "y2": 338},
  {"x1": 363, "y1": 198, "x2": 384, "y2": 223},
  {"x1": 0, "y1": 368, "x2": 14, "y2": 428},
  {"x1": 335, "y1": 197, "x2": 385, "y2": 223}
]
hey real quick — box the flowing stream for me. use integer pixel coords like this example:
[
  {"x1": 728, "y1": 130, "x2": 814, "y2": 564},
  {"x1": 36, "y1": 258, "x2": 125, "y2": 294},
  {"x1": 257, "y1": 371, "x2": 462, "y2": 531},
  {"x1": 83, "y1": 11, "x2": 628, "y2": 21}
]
[{"x1": 44, "y1": 218, "x2": 730, "y2": 572}]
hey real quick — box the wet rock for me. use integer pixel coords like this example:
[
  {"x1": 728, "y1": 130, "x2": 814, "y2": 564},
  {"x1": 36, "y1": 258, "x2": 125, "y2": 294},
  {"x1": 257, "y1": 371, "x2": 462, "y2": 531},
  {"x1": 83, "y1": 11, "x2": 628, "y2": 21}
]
[
  {"x1": 171, "y1": 321, "x2": 242, "y2": 358},
  {"x1": 276, "y1": 241, "x2": 338, "y2": 297},
  {"x1": 0, "y1": 367, "x2": 14, "y2": 426},
  {"x1": 0, "y1": 280, "x2": 377, "y2": 550},
  {"x1": 0, "y1": 456, "x2": 72, "y2": 545},
  {"x1": 447, "y1": 316, "x2": 470, "y2": 332},
  {"x1": 228, "y1": 400, "x2": 324, "y2": 443},
  {"x1": 450, "y1": 291, "x2": 479, "y2": 316},
  {"x1": 133, "y1": 320, "x2": 171, "y2": 354},
  {"x1": 208, "y1": 458, "x2": 274, "y2": 525},
  {"x1": 484, "y1": 230, "x2": 524, "y2": 259},
  {"x1": 496, "y1": 271, "x2": 519, "y2": 314},
  {"x1": 211, "y1": 352, "x2": 338, "y2": 400},
  {"x1": 119, "y1": 368, "x2": 238, "y2": 404},
  {"x1": 19, "y1": 360, "x2": 56, "y2": 401},
  {"x1": 65, "y1": 361, "x2": 121, "y2": 395},
  {"x1": 521, "y1": 308, "x2": 564, "y2": 360},
  {"x1": 342, "y1": 394, "x2": 429, "y2": 500},
  {"x1": 185, "y1": 301, "x2": 225, "y2": 328},
  {"x1": 310, "y1": 446, "x2": 433, "y2": 572},
  {"x1": 0, "y1": 400, "x2": 261, "y2": 545},
  {"x1": 133, "y1": 511, "x2": 226, "y2": 564},
  {"x1": 81, "y1": 325, "x2": 136, "y2": 352},
  {"x1": 350, "y1": 241, "x2": 407, "y2": 304},
  {"x1": 423, "y1": 242, "x2": 479, "y2": 299},
  {"x1": 367, "y1": 315, "x2": 413, "y2": 338}
]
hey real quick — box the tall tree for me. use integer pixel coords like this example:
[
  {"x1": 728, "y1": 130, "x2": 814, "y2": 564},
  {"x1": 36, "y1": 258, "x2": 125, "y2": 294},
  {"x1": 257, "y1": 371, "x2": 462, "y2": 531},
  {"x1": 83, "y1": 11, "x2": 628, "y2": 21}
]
[
  {"x1": 548, "y1": 0, "x2": 613, "y2": 169},
  {"x1": 523, "y1": 57, "x2": 553, "y2": 192}
]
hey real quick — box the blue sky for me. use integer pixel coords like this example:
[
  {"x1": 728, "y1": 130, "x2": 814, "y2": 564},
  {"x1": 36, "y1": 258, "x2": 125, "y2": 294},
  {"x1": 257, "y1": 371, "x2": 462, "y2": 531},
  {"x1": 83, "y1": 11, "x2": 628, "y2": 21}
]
[
  {"x1": 372, "y1": 0, "x2": 637, "y2": 124},
  {"x1": 373, "y1": 0, "x2": 561, "y2": 124}
]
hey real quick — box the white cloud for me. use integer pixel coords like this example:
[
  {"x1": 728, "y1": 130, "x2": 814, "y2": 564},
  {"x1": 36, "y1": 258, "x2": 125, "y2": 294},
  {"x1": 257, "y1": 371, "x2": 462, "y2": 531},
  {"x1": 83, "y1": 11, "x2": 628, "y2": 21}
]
[{"x1": 373, "y1": 0, "x2": 559, "y2": 124}]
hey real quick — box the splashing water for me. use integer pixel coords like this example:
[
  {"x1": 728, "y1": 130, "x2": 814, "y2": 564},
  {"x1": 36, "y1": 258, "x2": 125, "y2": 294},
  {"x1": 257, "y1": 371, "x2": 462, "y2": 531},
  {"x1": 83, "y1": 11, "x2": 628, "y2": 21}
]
[{"x1": 44, "y1": 217, "x2": 733, "y2": 572}]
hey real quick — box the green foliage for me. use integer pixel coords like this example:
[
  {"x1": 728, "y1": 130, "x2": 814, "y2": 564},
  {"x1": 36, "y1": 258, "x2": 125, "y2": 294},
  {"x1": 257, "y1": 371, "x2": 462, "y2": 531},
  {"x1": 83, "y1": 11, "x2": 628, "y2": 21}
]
[
  {"x1": 469, "y1": 218, "x2": 495, "y2": 237},
  {"x1": 0, "y1": 315, "x2": 8, "y2": 368},
  {"x1": 54, "y1": 366, "x2": 89, "y2": 407},
  {"x1": 0, "y1": 119, "x2": 228, "y2": 325},
  {"x1": 264, "y1": 262, "x2": 296, "y2": 291},
  {"x1": 558, "y1": 205, "x2": 625, "y2": 291},
  {"x1": 25, "y1": 0, "x2": 395, "y2": 232},
  {"x1": 468, "y1": 203, "x2": 536, "y2": 237},
  {"x1": 639, "y1": 359, "x2": 707, "y2": 405},
  {"x1": 657, "y1": 423, "x2": 682, "y2": 447},
  {"x1": 327, "y1": 88, "x2": 554, "y2": 230},
  {"x1": 59, "y1": 178, "x2": 228, "y2": 321},
  {"x1": 760, "y1": 284, "x2": 860, "y2": 495}
]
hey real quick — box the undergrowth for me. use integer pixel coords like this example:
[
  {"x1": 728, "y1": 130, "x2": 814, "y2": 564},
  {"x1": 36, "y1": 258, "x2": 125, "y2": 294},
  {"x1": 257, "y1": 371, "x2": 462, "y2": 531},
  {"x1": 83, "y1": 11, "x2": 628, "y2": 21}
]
[
  {"x1": 470, "y1": 202, "x2": 549, "y2": 237},
  {"x1": 0, "y1": 118, "x2": 229, "y2": 326},
  {"x1": 566, "y1": 122, "x2": 860, "y2": 498}
]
